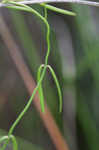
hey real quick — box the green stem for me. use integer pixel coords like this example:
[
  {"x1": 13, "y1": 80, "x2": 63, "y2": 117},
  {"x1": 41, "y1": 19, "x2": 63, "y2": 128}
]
[
  {"x1": 38, "y1": 64, "x2": 62, "y2": 113},
  {"x1": 2, "y1": 2, "x2": 50, "y2": 150},
  {"x1": 9, "y1": 1, "x2": 50, "y2": 135},
  {"x1": 40, "y1": 3, "x2": 76, "y2": 16},
  {"x1": 0, "y1": 135, "x2": 18, "y2": 150}
]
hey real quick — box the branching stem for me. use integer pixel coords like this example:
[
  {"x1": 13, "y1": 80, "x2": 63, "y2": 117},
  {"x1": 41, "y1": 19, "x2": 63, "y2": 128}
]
[{"x1": 1, "y1": 0, "x2": 99, "y2": 8}]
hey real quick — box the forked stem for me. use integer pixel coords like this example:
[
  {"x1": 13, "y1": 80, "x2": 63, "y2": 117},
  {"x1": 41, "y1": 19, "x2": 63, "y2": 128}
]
[
  {"x1": 37, "y1": 64, "x2": 62, "y2": 113},
  {"x1": 1, "y1": 1, "x2": 65, "y2": 149},
  {"x1": 1, "y1": 2, "x2": 50, "y2": 150}
]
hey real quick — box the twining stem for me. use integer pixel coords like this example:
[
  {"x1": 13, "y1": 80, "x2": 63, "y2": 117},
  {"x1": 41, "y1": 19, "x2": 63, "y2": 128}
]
[
  {"x1": 9, "y1": 1, "x2": 50, "y2": 134},
  {"x1": 0, "y1": 1, "x2": 68, "y2": 149},
  {"x1": 1, "y1": 2, "x2": 50, "y2": 150}
]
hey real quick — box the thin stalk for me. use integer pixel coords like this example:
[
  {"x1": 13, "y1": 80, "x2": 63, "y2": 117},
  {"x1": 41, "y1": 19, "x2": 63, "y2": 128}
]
[
  {"x1": 1, "y1": 2, "x2": 50, "y2": 150},
  {"x1": 38, "y1": 64, "x2": 62, "y2": 112},
  {"x1": 1, "y1": 0, "x2": 99, "y2": 8}
]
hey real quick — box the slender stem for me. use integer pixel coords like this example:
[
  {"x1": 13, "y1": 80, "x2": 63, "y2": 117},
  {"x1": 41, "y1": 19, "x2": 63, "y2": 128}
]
[
  {"x1": 38, "y1": 64, "x2": 62, "y2": 112},
  {"x1": 40, "y1": 3, "x2": 76, "y2": 16},
  {"x1": 1, "y1": 2, "x2": 50, "y2": 150},
  {"x1": 0, "y1": 135, "x2": 18, "y2": 150},
  {"x1": 37, "y1": 4, "x2": 48, "y2": 112},
  {"x1": 1, "y1": 0, "x2": 99, "y2": 8},
  {"x1": 8, "y1": 1, "x2": 50, "y2": 135}
]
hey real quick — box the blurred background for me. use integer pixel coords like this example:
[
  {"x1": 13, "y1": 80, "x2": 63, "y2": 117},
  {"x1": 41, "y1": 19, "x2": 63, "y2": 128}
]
[{"x1": 0, "y1": 2, "x2": 99, "y2": 150}]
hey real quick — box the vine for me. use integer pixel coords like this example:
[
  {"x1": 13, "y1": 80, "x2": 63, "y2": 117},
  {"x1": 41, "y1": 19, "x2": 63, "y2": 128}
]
[{"x1": 0, "y1": 1, "x2": 75, "y2": 149}]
